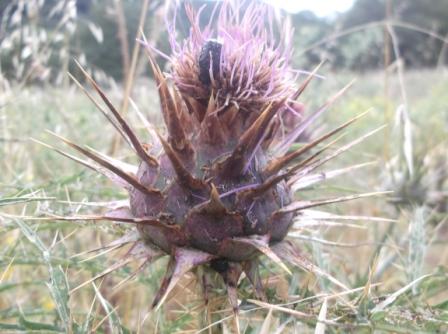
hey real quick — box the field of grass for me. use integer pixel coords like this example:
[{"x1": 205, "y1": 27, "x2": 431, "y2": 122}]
[{"x1": 1, "y1": 67, "x2": 448, "y2": 333}]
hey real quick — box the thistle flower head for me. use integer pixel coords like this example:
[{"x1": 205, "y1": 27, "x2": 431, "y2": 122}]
[
  {"x1": 42, "y1": 0, "x2": 383, "y2": 317},
  {"x1": 167, "y1": 2, "x2": 300, "y2": 140}
]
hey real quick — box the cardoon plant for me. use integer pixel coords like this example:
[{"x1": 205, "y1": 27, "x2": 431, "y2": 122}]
[{"x1": 39, "y1": 1, "x2": 384, "y2": 315}]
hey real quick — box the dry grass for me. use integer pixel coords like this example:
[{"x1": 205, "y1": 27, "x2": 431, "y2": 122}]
[{"x1": 0, "y1": 67, "x2": 447, "y2": 332}]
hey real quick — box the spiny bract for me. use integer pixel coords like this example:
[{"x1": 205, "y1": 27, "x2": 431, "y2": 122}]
[{"x1": 45, "y1": 1, "x2": 383, "y2": 313}]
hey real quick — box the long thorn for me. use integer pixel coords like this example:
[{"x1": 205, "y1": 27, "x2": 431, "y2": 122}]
[
  {"x1": 74, "y1": 60, "x2": 158, "y2": 168},
  {"x1": 287, "y1": 125, "x2": 387, "y2": 186},
  {"x1": 291, "y1": 60, "x2": 325, "y2": 100},
  {"x1": 67, "y1": 72, "x2": 133, "y2": 148},
  {"x1": 279, "y1": 191, "x2": 393, "y2": 213},
  {"x1": 48, "y1": 131, "x2": 159, "y2": 196},
  {"x1": 242, "y1": 133, "x2": 346, "y2": 200},
  {"x1": 265, "y1": 109, "x2": 372, "y2": 176},
  {"x1": 275, "y1": 79, "x2": 355, "y2": 154}
]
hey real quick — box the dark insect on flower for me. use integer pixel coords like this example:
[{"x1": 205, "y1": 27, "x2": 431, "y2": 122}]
[
  {"x1": 41, "y1": 0, "x2": 384, "y2": 319},
  {"x1": 198, "y1": 39, "x2": 223, "y2": 85}
]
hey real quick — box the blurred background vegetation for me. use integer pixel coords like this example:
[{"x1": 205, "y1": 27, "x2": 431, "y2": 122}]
[
  {"x1": 0, "y1": 0, "x2": 447, "y2": 333},
  {"x1": 0, "y1": 0, "x2": 447, "y2": 84}
]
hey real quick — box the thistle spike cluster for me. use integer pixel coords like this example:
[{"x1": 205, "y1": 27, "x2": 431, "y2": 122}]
[{"x1": 40, "y1": 1, "x2": 386, "y2": 314}]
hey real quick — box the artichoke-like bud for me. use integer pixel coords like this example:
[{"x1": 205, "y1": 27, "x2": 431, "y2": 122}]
[
  {"x1": 43, "y1": 1, "x2": 384, "y2": 313},
  {"x1": 132, "y1": 3, "x2": 306, "y2": 265}
]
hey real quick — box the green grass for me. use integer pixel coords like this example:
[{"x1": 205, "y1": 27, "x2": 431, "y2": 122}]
[{"x1": 1, "y1": 68, "x2": 447, "y2": 333}]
